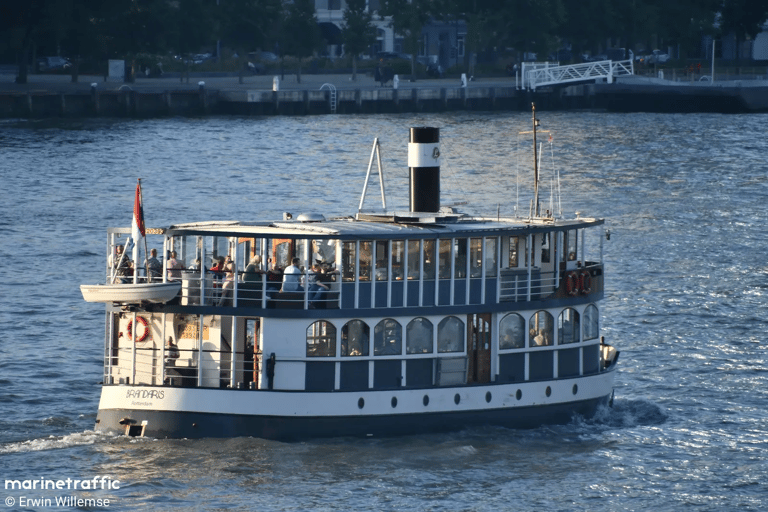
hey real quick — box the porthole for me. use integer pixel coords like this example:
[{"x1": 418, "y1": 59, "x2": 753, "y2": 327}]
[
  {"x1": 423, "y1": 395, "x2": 430, "y2": 406},
  {"x1": 516, "y1": 389, "x2": 522, "y2": 400},
  {"x1": 485, "y1": 391, "x2": 492, "y2": 403},
  {"x1": 572, "y1": 384, "x2": 578, "y2": 395},
  {"x1": 454, "y1": 393, "x2": 461, "y2": 405},
  {"x1": 545, "y1": 386, "x2": 552, "y2": 397},
  {"x1": 358, "y1": 397, "x2": 365, "y2": 409},
  {"x1": 391, "y1": 397, "x2": 398, "y2": 408}
]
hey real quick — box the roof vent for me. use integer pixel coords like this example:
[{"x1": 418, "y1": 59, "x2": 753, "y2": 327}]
[{"x1": 296, "y1": 213, "x2": 325, "y2": 223}]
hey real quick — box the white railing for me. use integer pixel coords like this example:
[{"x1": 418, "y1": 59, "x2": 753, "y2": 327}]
[{"x1": 524, "y1": 60, "x2": 634, "y2": 90}]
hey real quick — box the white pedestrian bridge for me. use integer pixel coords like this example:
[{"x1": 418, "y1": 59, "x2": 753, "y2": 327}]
[{"x1": 519, "y1": 60, "x2": 634, "y2": 91}]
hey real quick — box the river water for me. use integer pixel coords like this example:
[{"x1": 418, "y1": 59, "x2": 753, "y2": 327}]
[{"x1": 1, "y1": 111, "x2": 767, "y2": 511}]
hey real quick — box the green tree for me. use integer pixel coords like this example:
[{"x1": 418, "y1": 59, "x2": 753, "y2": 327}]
[
  {"x1": 720, "y1": 0, "x2": 768, "y2": 58},
  {"x1": 280, "y1": 0, "x2": 321, "y2": 83},
  {"x1": 380, "y1": 0, "x2": 434, "y2": 79},
  {"x1": 343, "y1": 0, "x2": 376, "y2": 81}
]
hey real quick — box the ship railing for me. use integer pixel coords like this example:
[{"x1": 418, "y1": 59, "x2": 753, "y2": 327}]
[
  {"x1": 499, "y1": 269, "x2": 559, "y2": 302},
  {"x1": 179, "y1": 271, "x2": 340, "y2": 310},
  {"x1": 106, "y1": 346, "x2": 264, "y2": 389}
]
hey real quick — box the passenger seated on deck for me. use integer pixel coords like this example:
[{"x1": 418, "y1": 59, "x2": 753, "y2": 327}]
[
  {"x1": 166, "y1": 337, "x2": 180, "y2": 367},
  {"x1": 281, "y1": 257, "x2": 303, "y2": 292},
  {"x1": 306, "y1": 263, "x2": 329, "y2": 307},
  {"x1": 243, "y1": 255, "x2": 264, "y2": 282}
]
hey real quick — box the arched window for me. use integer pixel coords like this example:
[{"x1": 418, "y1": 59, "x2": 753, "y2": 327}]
[
  {"x1": 438, "y1": 316, "x2": 464, "y2": 353},
  {"x1": 558, "y1": 308, "x2": 580, "y2": 345},
  {"x1": 499, "y1": 313, "x2": 525, "y2": 349},
  {"x1": 374, "y1": 318, "x2": 402, "y2": 355},
  {"x1": 341, "y1": 320, "x2": 369, "y2": 356},
  {"x1": 583, "y1": 304, "x2": 599, "y2": 340},
  {"x1": 306, "y1": 320, "x2": 336, "y2": 357},
  {"x1": 529, "y1": 311, "x2": 553, "y2": 347},
  {"x1": 406, "y1": 317, "x2": 433, "y2": 354}
]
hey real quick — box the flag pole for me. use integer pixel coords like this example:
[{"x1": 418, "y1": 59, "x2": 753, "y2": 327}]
[{"x1": 139, "y1": 180, "x2": 151, "y2": 282}]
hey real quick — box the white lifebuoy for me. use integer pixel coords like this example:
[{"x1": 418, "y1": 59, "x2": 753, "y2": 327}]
[{"x1": 127, "y1": 316, "x2": 150, "y2": 342}]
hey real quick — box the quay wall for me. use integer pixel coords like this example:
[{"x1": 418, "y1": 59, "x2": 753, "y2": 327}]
[
  {"x1": 1, "y1": 80, "x2": 766, "y2": 118},
  {"x1": 0, "y1": 85, "x2": 588, "y2": 119}
]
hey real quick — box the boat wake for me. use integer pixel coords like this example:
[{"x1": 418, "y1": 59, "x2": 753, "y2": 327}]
[
  {"x1": 0, "y1": 430, "x2": 115, "y2": 455},
  {"x1": 576, "y1": 398, "x2": 667, "y2": 429}
]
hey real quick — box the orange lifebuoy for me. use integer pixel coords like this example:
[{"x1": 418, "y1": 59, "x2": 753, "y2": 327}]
[
  {"x1": 127, "y1": 316, "x2": 150, "y2": 342},
  {"x1": 566, "y1": 271, "x2": 579, "y2": 296},
  {"x1": 580, "y1": 271, "x2": 592, "y2": 295}
]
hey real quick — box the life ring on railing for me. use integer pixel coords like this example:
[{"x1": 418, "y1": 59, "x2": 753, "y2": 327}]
[
  {"x1": 580, "y1": 271, "x2": 592, "y2": 295},
  {"x1": 566, "y1": 271, "x2": 579, "y2": 296},
  {"x1": 126, "y1": 316, "x2": 150, "y2": 342}
]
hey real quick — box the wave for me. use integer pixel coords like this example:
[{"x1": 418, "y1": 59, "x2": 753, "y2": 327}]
[
  {"x1": 577, "y1": 398, "x2": 668, "y2": 429},
  {"x1": 0, "y1": 430, "x2": 114, "y2": 454}
]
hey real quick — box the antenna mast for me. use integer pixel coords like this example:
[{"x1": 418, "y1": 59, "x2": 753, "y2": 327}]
[{"x1": 532, "y1": 103, "x2": 540, "y2": 217}]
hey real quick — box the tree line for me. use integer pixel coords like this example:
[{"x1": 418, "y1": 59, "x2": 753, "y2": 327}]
[{"x1": 1, "y1": 0, "x2": 766, "y2": 83}]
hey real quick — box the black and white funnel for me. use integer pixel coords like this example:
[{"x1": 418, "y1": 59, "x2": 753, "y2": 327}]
[{"x1": 408, "y1": 127, "x2": 441, "y2": 213}]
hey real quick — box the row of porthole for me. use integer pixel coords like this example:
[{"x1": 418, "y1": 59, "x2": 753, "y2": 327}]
[{"x1": 356, "y1": 383, "x2": 579, "y2": 410}]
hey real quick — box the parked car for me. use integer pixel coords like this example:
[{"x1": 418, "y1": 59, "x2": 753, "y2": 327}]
[
  {"x1": 646, "y1": 50, "x2": 670, "y2": 64},
  {"x1": 38, "y1": 56, "x2": 71, "y2": 72}
]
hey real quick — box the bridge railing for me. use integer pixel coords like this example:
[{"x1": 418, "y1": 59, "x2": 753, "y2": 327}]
[{"x1": 524, "y1": 60, "x2": 634, "y2": 90}]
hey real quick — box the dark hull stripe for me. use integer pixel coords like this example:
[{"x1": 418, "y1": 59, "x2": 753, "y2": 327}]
[{"x1": 97, "y1": 395, "x2": 609, "y2": 441}]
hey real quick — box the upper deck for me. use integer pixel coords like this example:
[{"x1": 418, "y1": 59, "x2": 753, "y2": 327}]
[{"x1": 106, "y1": 210, "x2": 605, "y2": 317}]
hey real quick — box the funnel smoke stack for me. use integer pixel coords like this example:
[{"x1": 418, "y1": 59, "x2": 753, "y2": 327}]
[{"x1": 408, "y1": 127, "x2": 440, "y2": 213}]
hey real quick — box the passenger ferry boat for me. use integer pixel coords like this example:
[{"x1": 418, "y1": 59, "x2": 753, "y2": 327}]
[{"x1": 84, "y1": 108, "x2": 619, "y2": 440}]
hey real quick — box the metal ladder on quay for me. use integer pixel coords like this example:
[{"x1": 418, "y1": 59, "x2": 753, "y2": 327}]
[{"x1": 320, "y1": 83, "x2": 337, "y2": 113}]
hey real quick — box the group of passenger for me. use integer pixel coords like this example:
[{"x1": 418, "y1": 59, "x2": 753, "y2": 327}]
[{"x1": 248, "y1": 256, "x2": 333, "y2": 307}]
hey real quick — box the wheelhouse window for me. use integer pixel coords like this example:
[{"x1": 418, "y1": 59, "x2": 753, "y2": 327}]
[
  {"x1": 499, "y1": 313, "x2": 525, "y2": 349},
  {"x1": 307, "y1": 321, "x2": 336, "y2": 357},
  {"x1": 541, "y1": 233, "x2": 551, "y2": 263},
  {"x1": 558, "y1": 308, "x2": 580, "y2": 345},
  {"x1": 583, "y1": 304, "x2": 599, "y2": 340},
  {"x1": 529, "y1": 311, "x2": 553, "y2": 346},
  {"x1": 341, "y1": 320, "x2": 370, "y2": 356},
  {"x1": 437, "y1": 316, "x2": 464, "y2": 353},
  {"x1": 406, "y1": 317, "x2": 433, "y2": 354},
  {"x1": 374, "y1": 318, "x2": 402, "y2": 355},
  {"x1": 509, "y1": 236, "x2": 519, "y2": 267},
  {"x1": 567, "y1": 229, "x2": 577, "y2": 261}
]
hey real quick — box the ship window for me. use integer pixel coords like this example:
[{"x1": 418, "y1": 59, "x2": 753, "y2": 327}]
[
  {"x1": 529, "y1": 311, "x2": 554, "y2": 347},
  {"x1": 342, "y1": 242, "x2": 356, "y2": 281},
  {"x1": 341, "y1": 320, "x2": 370, "y2": 356},
  {"x1": 375, "y1": 241, "x2": 389, "y2": 281},
  {"x1": 391, "y1": 240, "x2": 404, "y2": 280},
  {"x1": 406, "y1": 317, "x2": 433, "y2": 354},
  {"x1": 437, "y1": 316, "x2": 464, "y2": 353},
  {"x1": 485, "y1": 238, "x2": 497, "y2": 277},
  {"x1": 509, "y1": 236, "x2": 519, "y2": 267},
  {"x1": 541, "y1": 233, "x2": 551, "y2": 263},
  {"x1": 470, "y1": 238, "x2": 483, "y2": 277},
  {"x1": 374, "y1": 318, "x2": 402, "y2": 355},
  {"x1": 438, "y1": 239, "x2": 451, "y2": 279},
  {"x1": 407, "y1": 240, "x2": 420, "y2": 280},
  {"x1": 423, "y1": 240, "x2": 436, "y2": 280},
  {"x1": 499, "y1": 313, "x2": 525, "y2": 349},
  {"x1": 359, "y1": 241, "x2": 372, "y2": 281},
  {"x1": 558, "y1": 308, "x2": 580, "y2": 345},
  {"x1": 312, "y1": 239, "x2": 336, "y2": 267},
  {"x1": 306, "y1": 320, "x2": 336, "y2": 357},
  {"x1": 583, "y1": 304, "x2": 599, "y2": 340},
  {"x1": 567, "y1": 230, "x2": 577, "y2": 261},
  {"x1": 454, "y1": 238, "x2": 467, "y2": 278}
]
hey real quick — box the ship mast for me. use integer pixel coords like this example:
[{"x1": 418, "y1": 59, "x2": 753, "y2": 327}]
[{"x1": 532, "y1": 103, "x2": 540, "y2": 217}]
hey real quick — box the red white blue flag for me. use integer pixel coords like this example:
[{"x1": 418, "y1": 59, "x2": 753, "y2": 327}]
[{"x1": 132, "y1": 180, "x2": 146, "y2": 241}]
